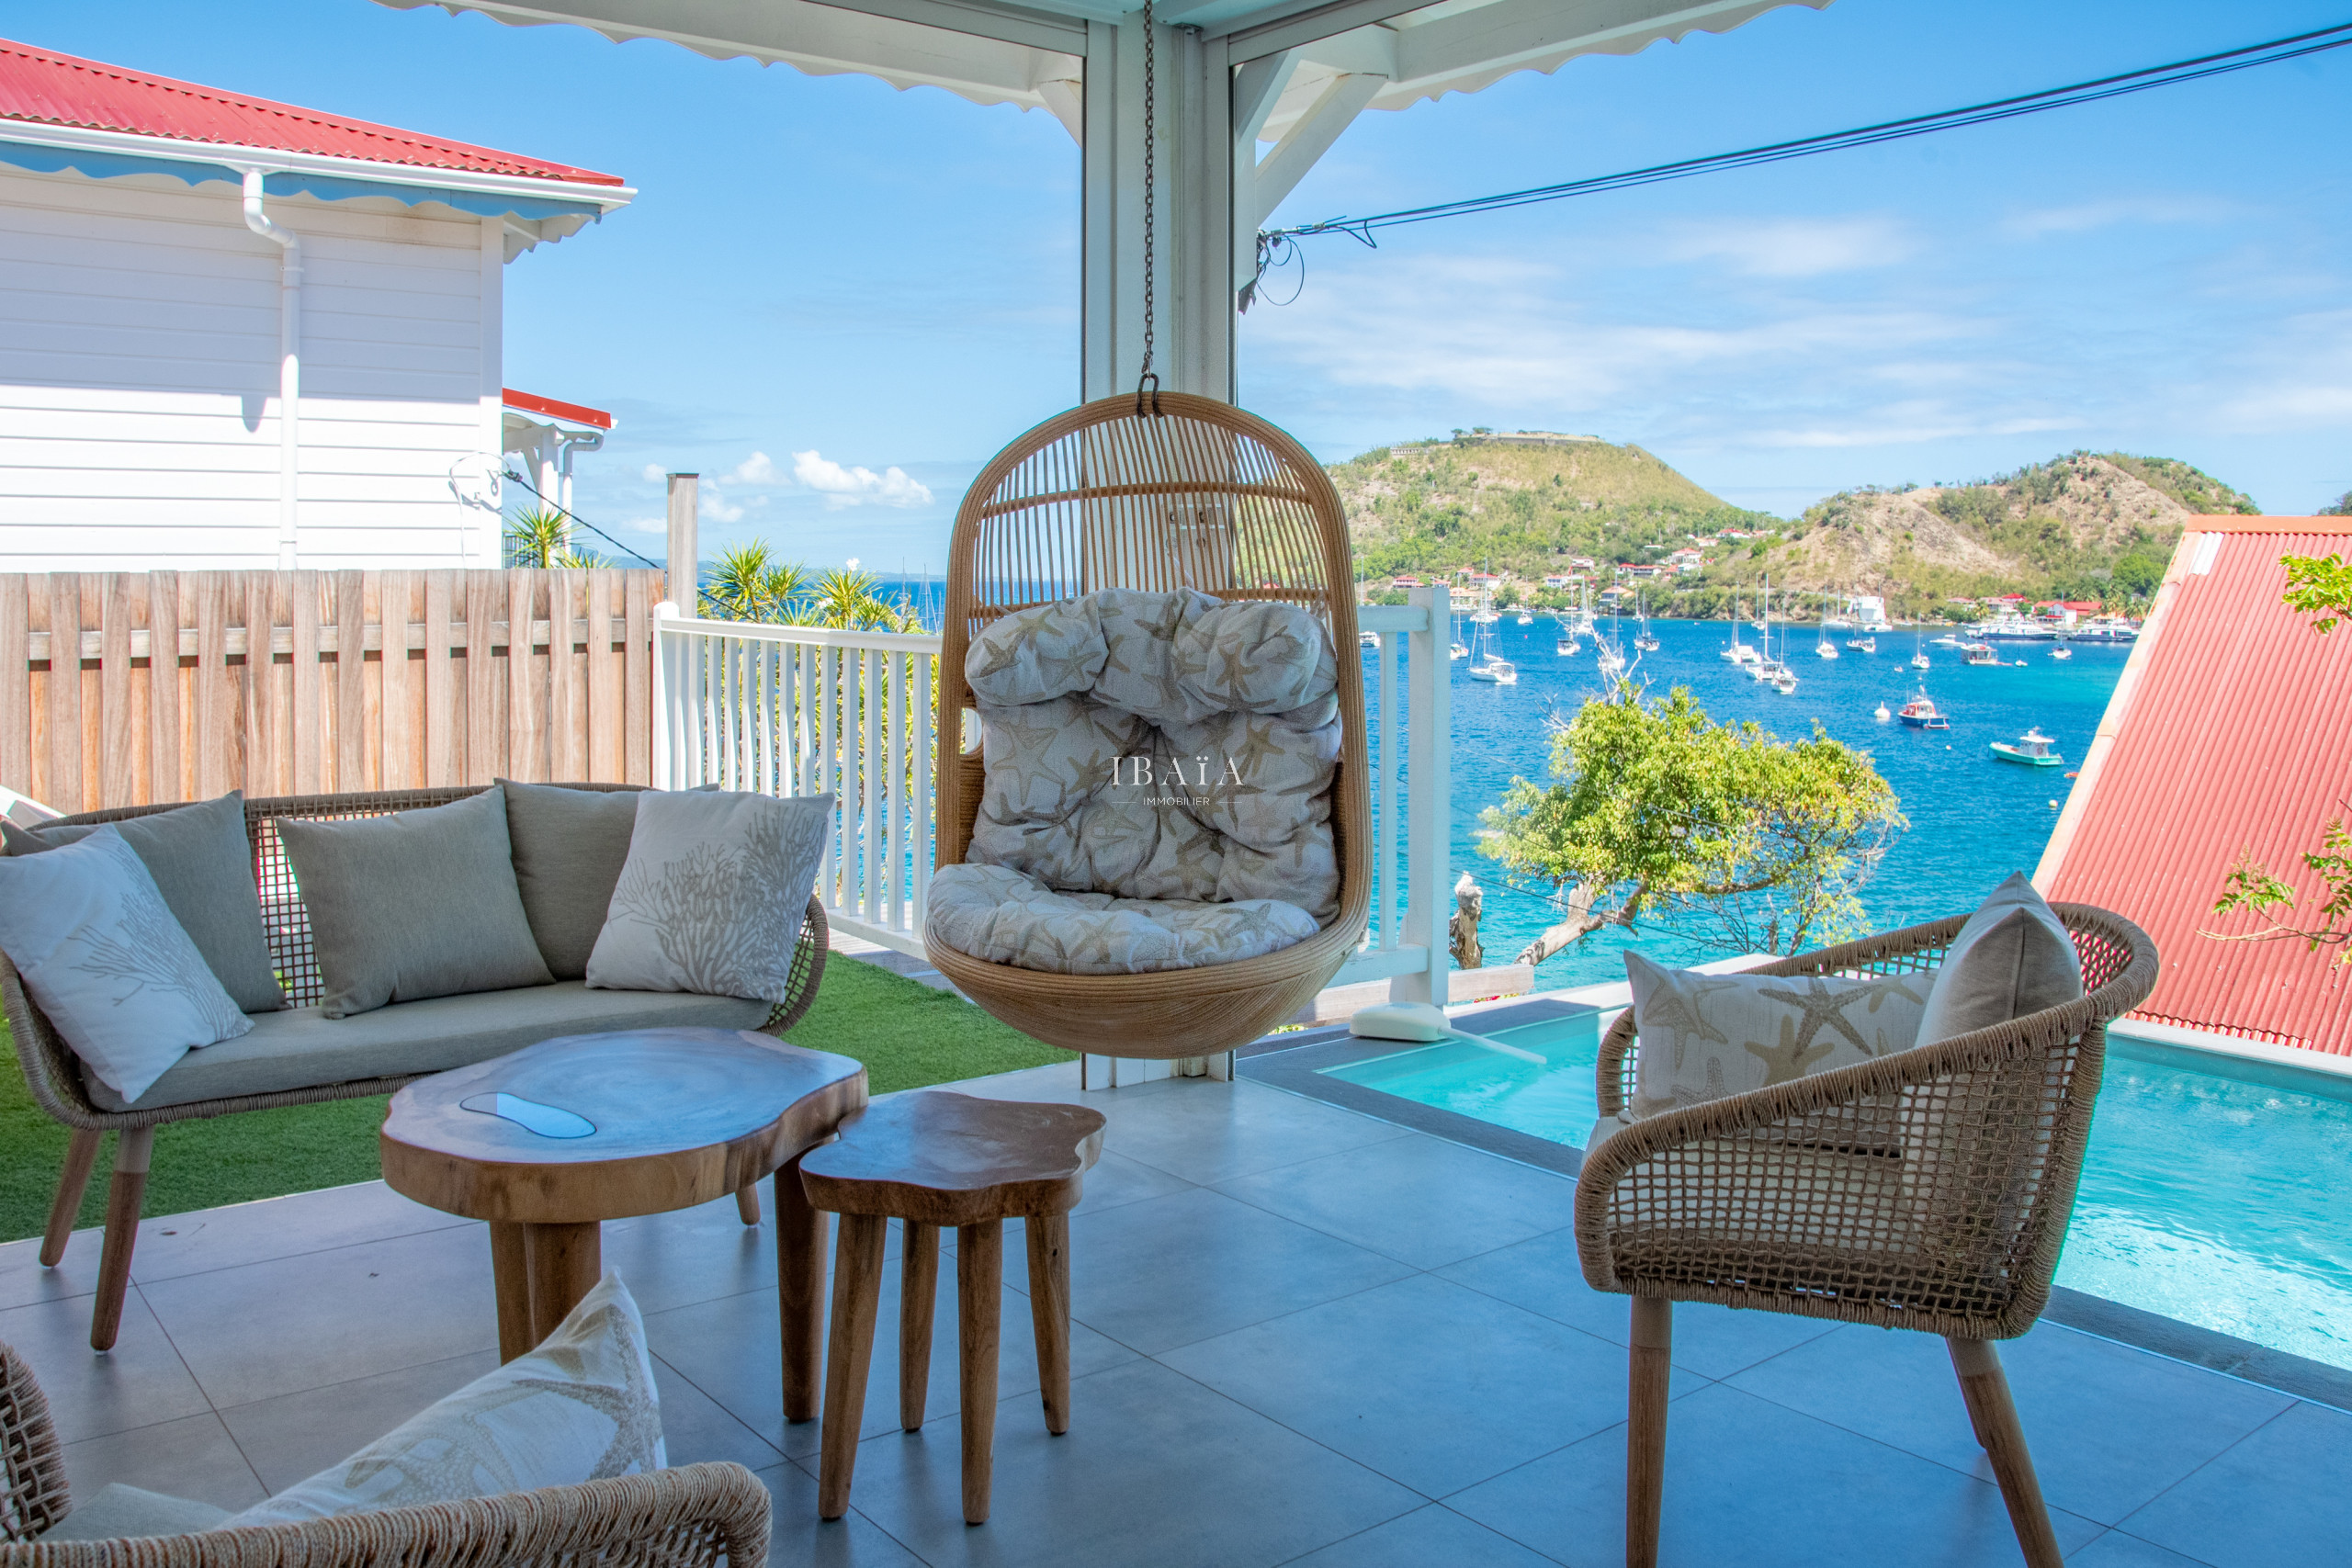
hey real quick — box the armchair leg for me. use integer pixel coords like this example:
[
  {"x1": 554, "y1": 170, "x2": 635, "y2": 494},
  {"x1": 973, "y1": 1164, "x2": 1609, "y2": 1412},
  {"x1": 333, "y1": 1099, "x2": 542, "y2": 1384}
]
[
  {"x1": 1627, "y1": 1296, "x2": 1672, "y2": 1568},
  {"x1": 91, "y1": 1127, "x2": 153, "y2": 1352},
  {"x1": 1948, "y1": 1337, "x2": 2062, "y2": 1568},
  {"x1": 41, "y1": 1130, "x2": 103, "y2": 1267}
]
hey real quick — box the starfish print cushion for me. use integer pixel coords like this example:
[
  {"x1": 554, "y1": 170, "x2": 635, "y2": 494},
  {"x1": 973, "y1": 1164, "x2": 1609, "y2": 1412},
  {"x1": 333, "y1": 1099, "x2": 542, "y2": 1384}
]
[
  {"x1": 223, "y1": 1270, "x2": 664, "y2": 1527},
  {"x1": 1622, "y1": 951, "x2": 1934, "y2": 1120},
  {"x1": 0, "y1": 825, "x2": 253, "y2": 1102},
  {"x1": 953, "y1": 587, "x2": 1342, "y2": 944}
]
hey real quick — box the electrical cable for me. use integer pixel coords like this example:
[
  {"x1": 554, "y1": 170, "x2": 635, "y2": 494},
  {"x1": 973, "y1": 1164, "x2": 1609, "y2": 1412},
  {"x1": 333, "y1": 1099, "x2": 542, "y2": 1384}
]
[
  {"x1": 1260, "y1": 19, "x2": 2352, "y2": 259},
  {"x1": 500, "y1": 467, "x2": 664, "y2": 569}
]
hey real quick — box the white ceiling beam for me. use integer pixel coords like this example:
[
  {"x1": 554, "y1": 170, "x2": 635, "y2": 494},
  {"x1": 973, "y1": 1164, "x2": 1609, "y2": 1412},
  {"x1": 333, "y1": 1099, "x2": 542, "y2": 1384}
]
[
  {"x1": 1251, "y1": 68, "x2": 1385, "y2": 226},
  {"x1": 1384, "y1": 0, "x2": 1809, "y2": 91},
  {"x1": 1221, "y1": 0, "x2": 1417, "y2": 55},
  {"x1": 1232, "y1": 47, "x2": 1303, "y2": 143}
]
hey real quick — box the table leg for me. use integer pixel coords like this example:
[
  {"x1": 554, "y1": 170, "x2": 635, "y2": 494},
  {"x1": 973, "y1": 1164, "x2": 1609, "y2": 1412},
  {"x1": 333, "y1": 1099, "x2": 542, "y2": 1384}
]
[
  {"x1": 1024, "y1": 1213, "x2": 1072, "y2": 1434},
  {"x1": 775, "y1": 1154, "x2": 830, "y2": 1425},
  {"x1": 490, "y1": 1222, "x2": 533, "y2": 1362},
  {"x1": 522, "y1": 1221, "x2": 602, "y2": 1348},
  {"x1": 958, "y1": 1219, "x2": 1003, "y2": 1526},
  {"x1": 899, "y1": 1222, "x2": 940, "y2": 1431},
  {"x1": 818, "y1": 1213, "x2": 887, "y2": 1521}
]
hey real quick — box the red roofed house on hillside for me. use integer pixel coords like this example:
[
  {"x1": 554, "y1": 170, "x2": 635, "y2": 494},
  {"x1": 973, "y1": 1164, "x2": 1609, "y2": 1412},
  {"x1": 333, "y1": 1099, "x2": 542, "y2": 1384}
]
[
  {"x1": 2037, "y1": 514, "x2": 2352, "y2": 1059},
  {"x1": 0, "y1": 38, "x2": 631, "y2": 570}
]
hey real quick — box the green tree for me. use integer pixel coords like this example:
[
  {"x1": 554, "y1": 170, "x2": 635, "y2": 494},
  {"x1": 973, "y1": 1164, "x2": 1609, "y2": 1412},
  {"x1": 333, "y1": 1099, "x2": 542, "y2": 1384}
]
[
  {"x1": 2207, "y1": 550, "x2": 2352, "y2": 962},
  {"x1": 503, "y1": 508, "x2": 603, "y2": 569},
  {"x1": 699, "y1": 541, "x2": 807, "y2": 622},
  {"x1": 1480, "y1": 682, "x2": 1905, "y2": 962},
  {"x1": 2318, "y1": 491, "x2": 2352, "y2": 517}
]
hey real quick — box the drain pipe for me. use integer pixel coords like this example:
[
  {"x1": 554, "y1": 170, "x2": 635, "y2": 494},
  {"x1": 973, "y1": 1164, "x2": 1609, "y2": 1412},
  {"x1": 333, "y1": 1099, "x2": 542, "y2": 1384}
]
[{"x1": 241, "y1": 169, "x2": 301, "y2": 569}]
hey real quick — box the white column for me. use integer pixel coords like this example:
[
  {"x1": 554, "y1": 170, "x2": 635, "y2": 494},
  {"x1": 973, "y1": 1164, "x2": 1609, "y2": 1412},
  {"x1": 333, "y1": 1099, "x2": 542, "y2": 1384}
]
[
  {"x1": 1396, "y1": 583, "x2": 1452, "y2": 1007},
  {"x1": 477, "y1": 218, "x2": 506, "y2": 568}
]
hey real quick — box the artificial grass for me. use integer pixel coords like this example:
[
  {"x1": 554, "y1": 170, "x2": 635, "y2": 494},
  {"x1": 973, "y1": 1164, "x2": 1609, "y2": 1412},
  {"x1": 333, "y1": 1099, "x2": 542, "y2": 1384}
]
[{"x1": 0, "y1": 957, "x2": 1064, "y2": 1244}]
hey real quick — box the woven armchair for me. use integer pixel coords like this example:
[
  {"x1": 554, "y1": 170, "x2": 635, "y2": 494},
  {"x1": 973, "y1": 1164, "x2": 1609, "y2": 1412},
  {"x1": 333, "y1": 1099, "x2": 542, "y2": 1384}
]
[
  {"x1": 1575, "y1": 903, "x2": 2157, "y2": 1568},
  {"x1": 4, "y1": 784, "x2": 828, "y2": 1353},
  {"x1": 0, "y1": 1338, "x2": 770, "y2": 1568}
]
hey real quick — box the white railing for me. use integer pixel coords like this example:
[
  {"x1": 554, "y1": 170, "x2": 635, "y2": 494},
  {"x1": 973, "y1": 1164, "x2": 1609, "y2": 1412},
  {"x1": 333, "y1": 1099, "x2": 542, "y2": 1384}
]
[
  {"x1": 651, "y1": 606, "x2": 940, "y2": 953},
  {"x1": 650, "y1": 583, "x2": 1452, "y2": 1009}
]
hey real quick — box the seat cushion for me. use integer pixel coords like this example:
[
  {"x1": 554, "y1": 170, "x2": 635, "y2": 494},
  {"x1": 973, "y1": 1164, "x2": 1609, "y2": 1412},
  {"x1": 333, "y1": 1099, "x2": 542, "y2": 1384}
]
[
  {"x1": 87, "y1": 981, "x2": 772, "y2": 1112},
  {"x1": 1913, "y1": 872, "x2": 2085, "y2": 1046},
  {"x1": 927, "y1": 863, "x2": 1317, "y2": 976},
  {"x1": 39, "y1": 1484, "x2": 232, "y2": 1542},
  {"x1": 961, "y1": 588, "x2": 1342, "y2": 923}
]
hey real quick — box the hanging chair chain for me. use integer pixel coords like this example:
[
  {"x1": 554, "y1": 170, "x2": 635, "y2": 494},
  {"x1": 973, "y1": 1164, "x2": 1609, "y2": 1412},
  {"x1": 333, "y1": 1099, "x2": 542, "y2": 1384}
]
[{"x1": 1136, "y1": 0, "x2": 1162, "y2": 419}]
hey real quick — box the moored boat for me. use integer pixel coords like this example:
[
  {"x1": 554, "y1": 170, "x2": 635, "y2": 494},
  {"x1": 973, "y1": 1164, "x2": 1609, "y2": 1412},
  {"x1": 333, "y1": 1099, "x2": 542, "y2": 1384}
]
[
  {"x1": 1990, "y1": 728, "x2": 2064, "y2": 766},
  {"x1": 1963, "y1": 642, "x2": 2000, "y2": 667},
  {"x1": 1897, "y1": 690, "x2": 1950, "y2": 729}
]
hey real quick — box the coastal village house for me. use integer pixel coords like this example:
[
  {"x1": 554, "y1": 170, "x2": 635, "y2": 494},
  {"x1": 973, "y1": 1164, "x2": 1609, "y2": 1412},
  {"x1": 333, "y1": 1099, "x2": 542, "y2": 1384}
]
[{"x1": 0, "y1": 39, "x2": 630, "y2": 571}]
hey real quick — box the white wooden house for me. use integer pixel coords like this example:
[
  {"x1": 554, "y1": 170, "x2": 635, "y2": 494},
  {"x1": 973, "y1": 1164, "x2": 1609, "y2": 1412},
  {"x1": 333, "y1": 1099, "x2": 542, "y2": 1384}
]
[{"x1": 0, "y1": 37, "x2": 632, "y2": 570}]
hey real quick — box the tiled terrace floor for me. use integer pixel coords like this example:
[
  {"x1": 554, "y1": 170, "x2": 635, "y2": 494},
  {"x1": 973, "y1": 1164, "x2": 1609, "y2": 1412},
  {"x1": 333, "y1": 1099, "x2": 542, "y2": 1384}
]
[{"x1": 5, "y1": 1061, "x2": 2347, "y2": 1568}]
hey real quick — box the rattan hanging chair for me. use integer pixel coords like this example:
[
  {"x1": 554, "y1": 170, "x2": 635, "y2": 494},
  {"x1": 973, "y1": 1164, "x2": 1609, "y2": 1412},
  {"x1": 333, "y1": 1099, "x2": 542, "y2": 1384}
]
[{"x1": 925, "y1": 392, "x2": 1370, "y2": 1058}]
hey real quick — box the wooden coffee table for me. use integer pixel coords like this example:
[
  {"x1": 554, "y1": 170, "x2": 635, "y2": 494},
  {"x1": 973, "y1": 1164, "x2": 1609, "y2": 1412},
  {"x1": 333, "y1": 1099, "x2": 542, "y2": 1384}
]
[{"x1": 379, "y1": 1025, "x2": 865, "y2": 1421}]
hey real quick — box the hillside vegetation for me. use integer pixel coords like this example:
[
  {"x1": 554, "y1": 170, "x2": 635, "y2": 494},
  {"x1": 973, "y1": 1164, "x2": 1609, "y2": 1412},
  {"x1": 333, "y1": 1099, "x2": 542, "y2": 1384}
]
[{"x1": 1331, "y1": 436, "x2": 2259, "y2": 616}]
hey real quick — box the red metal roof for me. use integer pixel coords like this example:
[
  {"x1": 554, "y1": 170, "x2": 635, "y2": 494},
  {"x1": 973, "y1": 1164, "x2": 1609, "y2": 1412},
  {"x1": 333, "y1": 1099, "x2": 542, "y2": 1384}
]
[
  {"x1": 0, "y1": 37, "x2": 623, "y2": 186},
  {"x1": 503, "y1": 388, "x2": 613, "y2": 431},
  {"x1": 2042, "y1": 516, "x2": 2352, "y2": 1054}
]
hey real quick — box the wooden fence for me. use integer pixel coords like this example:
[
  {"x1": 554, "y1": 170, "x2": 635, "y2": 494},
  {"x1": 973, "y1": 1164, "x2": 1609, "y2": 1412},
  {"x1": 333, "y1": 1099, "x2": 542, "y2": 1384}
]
[{"x1": 0, "y1": 569, "x2": 672, "y2": 815}]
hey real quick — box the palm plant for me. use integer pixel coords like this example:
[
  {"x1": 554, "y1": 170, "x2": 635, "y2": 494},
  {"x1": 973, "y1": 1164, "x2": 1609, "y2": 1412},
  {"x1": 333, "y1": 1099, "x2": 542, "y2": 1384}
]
[{"x1": 505, "y1": 508, "x2": 570, "y2": 568}]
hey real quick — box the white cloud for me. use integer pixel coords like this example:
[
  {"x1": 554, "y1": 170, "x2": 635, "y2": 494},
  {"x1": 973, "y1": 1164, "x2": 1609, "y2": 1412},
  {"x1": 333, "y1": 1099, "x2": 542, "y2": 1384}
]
[
  {"x1": 729, "y1": 451, "x2": 780, "y2": 483},
  {"x1": 620, "y1": 515, "x2": 666, "y2": 535},
  {"x1": 1657, "y1": 216, "x2": 1917, "y2": 277},
  {"x1": 700, "y1": 491, "x2": 746, "y2": 524},
  {"x1": 640, "y1": 463, "x2": 665, "y2": 483},
  {"x1": 2003, "y1": 196, "x2": 2238, "y2": 239},
  {"x1": 790, "y1": 449, "x2": 934, "y2": 509}
]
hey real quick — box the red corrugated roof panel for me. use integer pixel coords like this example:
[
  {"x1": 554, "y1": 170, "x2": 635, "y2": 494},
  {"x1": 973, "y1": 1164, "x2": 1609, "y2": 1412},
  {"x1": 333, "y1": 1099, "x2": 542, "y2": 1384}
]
[
  {"x1": 2045, "y1": 516, "x2": 2352, "y2": 1053},
  {"x1": 503, "y1": 388, "x2": 613, "y2": 431},
  {"x1": 0, "y1": 37, "x2": 623, "y2": 186}
]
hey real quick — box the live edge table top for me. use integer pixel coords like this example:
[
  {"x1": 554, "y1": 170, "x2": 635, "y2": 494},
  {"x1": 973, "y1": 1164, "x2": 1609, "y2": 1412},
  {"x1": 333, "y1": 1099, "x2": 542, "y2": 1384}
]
[{"x1": 380, "y1": 1026, "x2": 868, "y2": 1226}]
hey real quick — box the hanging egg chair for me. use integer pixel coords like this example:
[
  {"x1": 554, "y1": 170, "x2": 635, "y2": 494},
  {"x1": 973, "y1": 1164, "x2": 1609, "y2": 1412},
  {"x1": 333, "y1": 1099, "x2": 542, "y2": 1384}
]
[{"x1": 924, "y1": 391, "x2": 1371, "y2": 1057}]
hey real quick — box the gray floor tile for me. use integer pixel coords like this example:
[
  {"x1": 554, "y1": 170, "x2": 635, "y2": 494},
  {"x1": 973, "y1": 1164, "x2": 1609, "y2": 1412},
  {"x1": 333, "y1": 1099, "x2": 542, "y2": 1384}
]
[
  {"x1": 601, "y1": 1194, "x2": 790, "y2": 1315},
  {"x1": 128, "y1": 1181, "x2": 471, "y2": 1284},
  {"x1": 1726, "y1": 1322, "x2": 2294, "y2": 1526},
  {"x1": 1061, "y1": 1187, "x2": 1415, "y2": 1355},
  {"x1": 61, "y1": 1411, "x2": 267, "y2": 1515},
  {"x1": 1283, "y1": 1505, "x2": 1565, "y2": 1568},
  {"x1": 833, "y1": 1358, "x2": 1421, "y2": 1568},
  {"x1": 140, "y1": 1224, "x2": 498, "y2": 1407},
  {"x1": 2066, "y1": 1532, "x2": 2215, "y2": 1567},
  {"x1": 656, "y1": 1353, "x2": 789, "y2": 1471},
  {"x1": 753, "y1": 1462, "x2": 924, "y2": 1568},
  {"x1": 1450, "y1": 1382, "x2": 2106, "y2": 1567},
  {"x1": 1072, "y1": 1148, "x2": 1196, "y2": 1217},
  {"x1": 1162, "y1": 1272, "x2": 1669, "y2": 1497},
  {"x1": 1436, "y1": 1227, "x2": 1844, "y2": 1379},
  {"x1": 2116, "y1": 1401, "x2": 2351, "y2": 1567},
  {"x1": 217, "y1": 1351, "x2": 502, "y2": 1493},
  {"x1": 1087, "y1": 1079, "x2": 1414, "y2": 1187},
  {"x1": 1216, "y1": 1133, "x2": 1579, "y2": 1270},
  {"x1": 0, "y1": 1230, "x2": 100, "y2": 1311},
  {"x1": 0, "y1": 1290, "x2": 210, "y2": 1444}
]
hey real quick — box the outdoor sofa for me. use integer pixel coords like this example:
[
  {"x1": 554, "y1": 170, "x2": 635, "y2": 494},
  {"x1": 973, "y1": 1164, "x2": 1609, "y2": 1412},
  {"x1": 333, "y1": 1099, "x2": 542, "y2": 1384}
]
[{"x1": 1, "y1": 783, "x2": 828, "y2": 1352}]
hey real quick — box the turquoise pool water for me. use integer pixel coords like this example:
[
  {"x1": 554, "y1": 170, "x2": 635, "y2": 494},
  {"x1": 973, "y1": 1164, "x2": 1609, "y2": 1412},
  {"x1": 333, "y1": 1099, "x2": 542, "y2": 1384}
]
[{"x1": 1322, "y1": 1019, "x2": 2352, "y2": 1372}]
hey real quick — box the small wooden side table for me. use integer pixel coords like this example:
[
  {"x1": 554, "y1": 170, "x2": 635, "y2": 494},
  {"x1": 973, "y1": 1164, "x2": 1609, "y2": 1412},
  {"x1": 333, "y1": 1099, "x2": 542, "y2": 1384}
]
[
  {"x1": 380, "y1": 1026, "x2": 866, "y2": 1424},
  {"x1": 799, "y1": 1091, "x2": 1105, "y2": 1525}
]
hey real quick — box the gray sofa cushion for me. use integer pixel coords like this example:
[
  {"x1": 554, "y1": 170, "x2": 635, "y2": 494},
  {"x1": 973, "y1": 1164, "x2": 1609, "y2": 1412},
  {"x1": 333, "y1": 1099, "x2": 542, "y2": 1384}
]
[
  {"x1": 3, "y1": 792, "x2": 286, "y2": 1012},
  {"x1": 85, "y1": 981, "x2": 773, "y2": 1112},
  {"x1": 274, "y1": 787, "x2": 553, "y2": 1018},
  {"x1": 500, "y1": 781, "x2": 640, "y2": 979}
]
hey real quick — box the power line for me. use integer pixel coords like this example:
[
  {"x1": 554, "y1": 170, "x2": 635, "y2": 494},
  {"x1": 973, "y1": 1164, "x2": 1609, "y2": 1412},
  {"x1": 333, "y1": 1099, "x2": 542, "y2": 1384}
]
[
  {"x1": 500, "y1": 467, "x2": 664, "y2": 570},
  {"x1": 1258, "y1": 19, "x2": 2352, "y2": 260}
]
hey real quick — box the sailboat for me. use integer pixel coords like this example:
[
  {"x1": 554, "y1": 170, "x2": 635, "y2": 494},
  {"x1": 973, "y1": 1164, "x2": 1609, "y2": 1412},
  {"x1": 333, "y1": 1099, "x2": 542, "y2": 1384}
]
[
  {"x1": 1595, "y1": 587, "x2": 1627, "y2": 679},
  {"x1": 1910, "y1": 628, "x2": 1930, "y2": 671},
  {"x1": 1466, "y1": 620, "x2": 1516, "y2": 684},
  {"x1": 1815, "y1": 592, "x2": 1840, "y2": 660},
  {"x1": 1633, "y1": 588, "x2": 1659, "y2": 652},
  {"x1": 1450, "y1": 612, "x2": 1470, "y2": 661},
  {"x1": 1515, "y1": 609, "x2": 1533, "y2": 626},
  {"x1": 1722, "y1": 591, "x2": 1759, "y2": 665}
]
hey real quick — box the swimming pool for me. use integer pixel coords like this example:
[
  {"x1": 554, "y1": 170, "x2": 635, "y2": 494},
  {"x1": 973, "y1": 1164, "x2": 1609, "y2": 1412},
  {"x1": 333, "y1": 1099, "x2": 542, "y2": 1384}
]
[{"x1": 1316, "y1": 1012, "x2": 2352, "y2": 1375}]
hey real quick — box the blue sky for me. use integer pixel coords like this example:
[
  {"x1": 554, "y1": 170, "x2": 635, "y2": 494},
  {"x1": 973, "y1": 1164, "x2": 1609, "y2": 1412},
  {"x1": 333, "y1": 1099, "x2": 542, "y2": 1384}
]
[{"x1": 8, "y1": 0, "x2": 2347, "y2": 568}]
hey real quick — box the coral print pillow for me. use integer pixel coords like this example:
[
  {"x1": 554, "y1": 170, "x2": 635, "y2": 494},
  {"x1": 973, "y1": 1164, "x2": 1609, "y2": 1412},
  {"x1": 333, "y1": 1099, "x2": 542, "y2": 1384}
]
[
  {"x1": 0, "y1": 827, "x2": 253, "y2": 1102},
  {"x1": 584, "y1": 789, "x2": 833, "y2": 1002},
  {"x1": 1623, "y1": 952, "x2": 1932, "y2": 1119}
]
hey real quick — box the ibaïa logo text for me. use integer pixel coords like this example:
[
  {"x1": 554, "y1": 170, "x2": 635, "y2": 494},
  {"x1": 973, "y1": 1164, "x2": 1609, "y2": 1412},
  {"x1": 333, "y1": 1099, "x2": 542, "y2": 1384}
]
[{"x1": 1112, "y1": 754, "x2": 1247, "y2": 788}]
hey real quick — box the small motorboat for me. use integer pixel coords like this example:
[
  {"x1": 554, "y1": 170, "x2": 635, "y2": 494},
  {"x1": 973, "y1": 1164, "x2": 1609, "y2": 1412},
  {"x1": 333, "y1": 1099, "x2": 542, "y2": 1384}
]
[
  {"x1": 1360, "y1": 630, "x2": 1379, "y2": 648},
  {"x1": 1897, "y1": 691, "x2": 1950, "y2": 729},
  {"x1": 1848, "y1": 636, "x2": 1877, "y2": 653},
  {"x1": 1556, "y1": 637, "x2": 1575, "y2": 656},
  {"x1": 1990, "y1": 728, "x2": 2065, "y2": 767},
  {"x1": 2051, "y1": 647, "x2": 2073, "y2": 660},
  {"x1": 1873, "y1": 703, "x2": 1892, "y2": 721},
  {"x1": 1963, "y1": 643, "x2": 2001, "y2": 667},
  {"x1": 1770, "y1": 669, "x2": 1798, "y2": 694}
]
